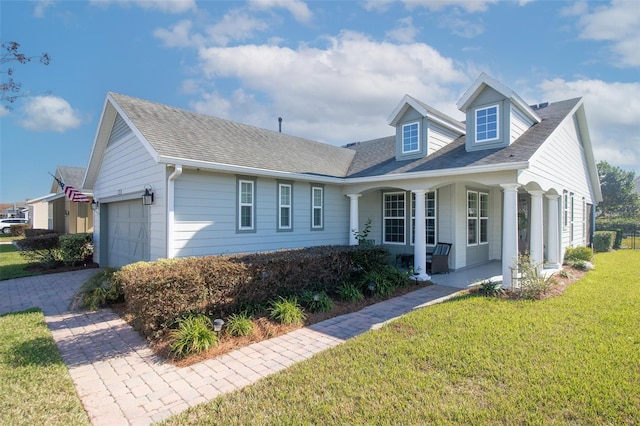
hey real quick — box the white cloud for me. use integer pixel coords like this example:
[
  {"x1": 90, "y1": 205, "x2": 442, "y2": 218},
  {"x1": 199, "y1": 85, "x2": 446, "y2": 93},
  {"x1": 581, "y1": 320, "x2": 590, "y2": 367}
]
[
  {"x1": 205, "y1": 9, "x2": 269, "y2": 46},
  {"x1": 89, "y1": 0, "x2": 196, "y2": 14},
  {"x1": 574, "y1": 0, "x2": 640, "y2": 67},
  {"x1": 401, "y1": 0, "x2": 498, "y2": 13},
  {"x1": 0, "y1": 105, "x2": 9, "y2": 117},
  {"x1": 249, "y1": 0, "x2": 312, "y2": 23},
  {"x1": 153, "y1": 19, "x2": 195, "y2": 48},
  {"x1": 193, "y1": 31, "x2": 467, "y2": 143},
  {"x1": 386, "y1": 17, "x2": 419, "y2": 43},
  {"x1": 439, "y1": 13, "x2": 484, "y2": 38},
  {"x1": 538, "y1": 78, "x2": 640, "y2": 172},
  {"x1": 18, "y1": 95, "x2": 83, "y2": 132},
  {"x1": 33, "y1": 0, "x2": 55, "y2": 18}
]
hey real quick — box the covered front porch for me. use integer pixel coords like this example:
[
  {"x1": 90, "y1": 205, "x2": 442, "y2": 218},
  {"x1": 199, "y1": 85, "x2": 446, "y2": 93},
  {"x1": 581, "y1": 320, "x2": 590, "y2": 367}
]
[{"x1": 427, "y1": 261, "x2": 562, "y2": 289}]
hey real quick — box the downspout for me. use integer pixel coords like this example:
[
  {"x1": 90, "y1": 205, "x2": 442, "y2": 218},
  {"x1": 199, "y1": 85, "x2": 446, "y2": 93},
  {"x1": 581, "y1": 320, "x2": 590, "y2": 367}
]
[{"x1": 167, "y1": 164, "x2": 183, "y2": 258}]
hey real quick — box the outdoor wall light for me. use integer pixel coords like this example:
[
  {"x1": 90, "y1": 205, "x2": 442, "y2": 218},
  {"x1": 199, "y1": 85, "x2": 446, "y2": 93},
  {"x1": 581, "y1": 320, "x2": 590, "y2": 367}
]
[
  {"x1": 90, "y1": 199, "x2": 99, "y2": 211},
  {"x1": 313, "y1": 293, "x2": 320, "y2": 302},
  {"x1": 142, "y1": 185, "x2": 154, "y2": 205},
  {"x1": 213, "y1": 318, "x2": 225, "y2": 332}
]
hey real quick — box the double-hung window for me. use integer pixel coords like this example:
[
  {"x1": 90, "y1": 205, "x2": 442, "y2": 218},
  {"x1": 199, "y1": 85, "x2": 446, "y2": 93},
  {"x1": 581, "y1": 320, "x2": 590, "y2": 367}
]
[
  {"x1": 238, "y1": 179, "x2": 255, "y2": 231},
  {"x1": 384, "y1": 192, "x2": 405, "y2": 244},
  {"x1": 475, "y1": 105, "x2": 499, "y2": 142},
  {"x1": 402, "y1": 122, "x2": 419, "y2": 153},
  {"x1": 467, "y1": 191, "x2": 488, "y2": 245},
  {"x1": 278, "y1": 183, "x2": 292, "y2": 230},
  {"x1": 411, "y1": 191, "x2": 437, "y2": 246},
  {"x1": 311, "y1": 186, "x2": 323, "y2": 229}
]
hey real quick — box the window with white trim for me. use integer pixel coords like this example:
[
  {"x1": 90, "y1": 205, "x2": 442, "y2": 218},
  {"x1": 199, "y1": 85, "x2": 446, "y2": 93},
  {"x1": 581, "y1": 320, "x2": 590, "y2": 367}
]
[
  {"x1": 384, "y1": 192, "x2": 405, "y2": 244},
  {"x1": 311, "y1": 186, "x2": 323, "y2": 229},
  {"x1": 570, "y1": 192, "x2": 575, "y2": 241},
  {"x1": 411, "y1": 191, "x2": 437, "y2": 246},
  {"x1": 238, "y1": 179, "x2": 255, "y2": 231},
  {"x1": 402, "y1": 122, "x2": 419, "y2": 153},
  {"x1": 582, "y1": 197, "x2": 586, "y2": 242},
  {"x1": 278, "y1": 183, "x2": 292, "y2": 230},
  {"x1": 475, "y1": 105, "x2": 499, "y2": 142},
  {"x1": 467, "y1": 191, "x2": 489, "y2": 245}
]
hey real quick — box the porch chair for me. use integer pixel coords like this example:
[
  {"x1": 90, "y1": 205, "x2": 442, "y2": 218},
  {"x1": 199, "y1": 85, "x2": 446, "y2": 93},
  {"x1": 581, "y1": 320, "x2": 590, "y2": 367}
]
[{"x1": 426, "y1": 242, "x2": 452, "y2": 274}]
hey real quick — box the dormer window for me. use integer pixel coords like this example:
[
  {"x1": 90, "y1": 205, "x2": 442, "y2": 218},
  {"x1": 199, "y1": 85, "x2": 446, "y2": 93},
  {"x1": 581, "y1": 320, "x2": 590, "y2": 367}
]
[
  {"x1": 402, "y1": 122, "x2": 419, "y2": 153},
  {"x1": 475, "y1": 105, "x2": 499, "y2": 142}
]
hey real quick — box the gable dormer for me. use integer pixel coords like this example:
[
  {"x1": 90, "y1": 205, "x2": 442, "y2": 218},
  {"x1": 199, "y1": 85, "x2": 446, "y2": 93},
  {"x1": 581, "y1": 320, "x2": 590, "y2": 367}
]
[
  {"x1": 457, "y1": 73, "x2": 541, "y2": 152},
  {"x1": 387, "y1": 95, "x2": 465, "y2": 161}
]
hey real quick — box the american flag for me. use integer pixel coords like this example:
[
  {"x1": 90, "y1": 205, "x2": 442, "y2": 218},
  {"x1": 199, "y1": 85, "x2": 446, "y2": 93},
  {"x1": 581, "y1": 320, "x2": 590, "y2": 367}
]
[{"x1": 50, "y1": 173, "x2": 89, "y2": 203}]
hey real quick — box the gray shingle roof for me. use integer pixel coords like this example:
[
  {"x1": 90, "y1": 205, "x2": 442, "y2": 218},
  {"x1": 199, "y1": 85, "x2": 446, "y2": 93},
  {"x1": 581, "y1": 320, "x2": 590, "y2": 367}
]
[
  {"x1": 54, "y1": 166, "x2": 87, "y2": 193},
  {"x1": 346, "y1": 98, "x2": 581, "y2": 178},
  {"x1": 110, "y1": 93, "x2": 355, "y2": 178}
]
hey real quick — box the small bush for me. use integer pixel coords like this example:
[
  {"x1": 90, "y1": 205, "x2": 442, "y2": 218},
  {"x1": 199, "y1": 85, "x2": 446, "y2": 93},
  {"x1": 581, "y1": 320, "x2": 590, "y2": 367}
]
[
  {"x1": 564, "y1": 246, "x2": 593, "y2": 263},
  {"x1": 78, "y1": 268, "x2": 121, "y2": 310},
  {"x1": 336, "y1": 283, "x2": 364, "y2": 302},
  {"x1": 9, "y1": 223, "x2": 30, "y2": 237},
  {"x1": 268, "y1": 297, "x2": 306, "y2": 325},
  {"x1": 300, "y1": 290, "x2": 334, "y2": 313},
  {"x1": 15, "y1": 234, "x2": 60, "y2": 266},
  {"x1": 24, "y1": 228, "x2": 57, "y2": 238},
  {"x1": 225, "y1": 312, "x2": 254, "y2": 337},
  {"x1": 514, "y1": 254, "x2": 552, "y2": 300},
  {"x1": 593, "y1": 231, "x2": 616, "y2": 252},
  {"x1": 58, "y1": 233, "x2": 93, "y2": 266},
  {"x1": 477, "y1": 279, "x2": 504, "y2": 297},
  {"x1": 170, "y1": 315, "x2": 218, "y2": 358},
  {"x1": 362, "y1": 266, "x2": 406, "y2": 298}
]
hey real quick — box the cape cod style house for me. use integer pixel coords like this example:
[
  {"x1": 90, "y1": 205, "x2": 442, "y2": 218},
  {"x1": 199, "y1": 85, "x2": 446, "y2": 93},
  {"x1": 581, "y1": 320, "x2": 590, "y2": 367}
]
[{"x1": 83, "y1": 73, "x2": 602, "y2": 287}]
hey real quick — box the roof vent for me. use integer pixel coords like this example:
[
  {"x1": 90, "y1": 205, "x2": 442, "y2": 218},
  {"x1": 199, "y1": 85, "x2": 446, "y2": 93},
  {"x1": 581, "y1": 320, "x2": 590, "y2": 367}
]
[{"x1": 278, "y1": 117, "x2": 283, "y2": 133}]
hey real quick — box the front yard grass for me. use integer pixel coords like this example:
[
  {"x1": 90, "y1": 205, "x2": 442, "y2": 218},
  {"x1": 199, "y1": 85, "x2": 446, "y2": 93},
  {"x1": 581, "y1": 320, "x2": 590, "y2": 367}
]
[
  {"x1": 0, "y1": 309, "x2": 90, "y2": 426},
  {"x1": 0, "y1": 242, "x2": 35, "y2": 280},
  {"x1": 163, "y1": 250, "x2": 639, "y2": 425}
]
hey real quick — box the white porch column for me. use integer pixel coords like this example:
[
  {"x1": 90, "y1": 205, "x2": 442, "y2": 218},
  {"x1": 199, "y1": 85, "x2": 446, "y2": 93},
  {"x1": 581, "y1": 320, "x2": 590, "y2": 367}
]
[
  {"x1": 501, "y1": 184, "x2": 520, "y2": 288},
  {"x1": 528, "y1": 190, "x2": 545, "y2": 270},
  {"x1": 347, "y1": 194, "x2": 361, "y2": 246},
  {"x1": 412, "y1": 190, "x2": 430, "y2": 281},
  {"x1": 546, "y1": 194, "x2": 561, "y2": 268}
]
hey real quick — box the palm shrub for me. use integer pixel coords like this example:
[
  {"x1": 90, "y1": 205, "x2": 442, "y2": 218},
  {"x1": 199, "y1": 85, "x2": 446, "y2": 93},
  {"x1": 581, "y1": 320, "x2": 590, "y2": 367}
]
[
  {"x1": 477, "y1": 279, "x2": 504, "y2": 297},
  {"x1": 514, "y1": 254, "x2": 552, "y2": 300},
  {"x1": 170, "y1": 314, "x2": 218, "y2": 358},
  {"x1": 268, "y1": 296, "x2": 306, "y2": 325},
  {"x1": 299, "y1": 290, "x2": 334, "y2": 313},
  {"x1": 78, "y1": 268, "x2": 121, "y2": 310},
  {"x1": 225, "y1": 312, "x2": 254, "y2": 337},
  {"x1": 336, "y1": 282, "x2": 364, "y2": 302}
]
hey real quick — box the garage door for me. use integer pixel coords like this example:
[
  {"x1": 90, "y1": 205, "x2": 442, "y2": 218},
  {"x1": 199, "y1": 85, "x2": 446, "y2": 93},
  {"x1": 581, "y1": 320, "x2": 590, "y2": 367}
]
[{"x1": 107, "y1": 200, "x2": 149, "y2": 268}]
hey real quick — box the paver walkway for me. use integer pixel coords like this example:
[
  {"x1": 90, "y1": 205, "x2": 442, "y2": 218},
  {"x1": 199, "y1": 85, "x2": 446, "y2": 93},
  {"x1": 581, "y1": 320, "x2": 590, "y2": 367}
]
[{"x1": 1, "y1": 270, "x2": 462, "y2": 425}]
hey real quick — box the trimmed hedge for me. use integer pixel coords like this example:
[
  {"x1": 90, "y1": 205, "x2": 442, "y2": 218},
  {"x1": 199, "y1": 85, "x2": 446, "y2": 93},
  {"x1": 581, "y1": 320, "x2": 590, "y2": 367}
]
[
  {"x1": 9, "y1": 223, "x2": 30, "y2": 237},
  {"x1": 593, "y1": 231, "x2": 616, "y2": 253},
  {"x1": 564, "y1": 246, "x2": 593, "y2": 263},
  {"x1": 59, "y1": 233, "x2": 93, "y2": 266},
  {"x1": 596, "y1": 217, "x2": 639, "y2": 249},
  {"x1": 15, "y1": 232, "x2": 93, "y2": 266},
  {"x1": 117, "y1": 245, "x2": 390, "y2": 340},
  {"x1": 25, "y1": 228, "x2": 58, "y2": 238}
]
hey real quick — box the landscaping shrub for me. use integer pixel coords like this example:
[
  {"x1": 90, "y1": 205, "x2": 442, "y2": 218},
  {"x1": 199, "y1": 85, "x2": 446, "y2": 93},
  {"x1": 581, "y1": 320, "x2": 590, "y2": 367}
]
[
  {"x1": 593, "y1": 231, "x2": 616, "y2": 252},
  {"x1": 225, "y1": 312, "x2": 254, "y2": 337},
  {"x1": 59, "y1": 233, "x2": 93, "y2": 266},
  {"x1": 24, "y1": 228, "x2": 57, "y2": 238},
  {"x1": 118, "y1": 245, "x2": 392, "y2": 340},
  {"x1": 169, "y1": 315, "x2": 218, "y2": 359},
  {"x1": 564, "y1": 246, "x2": 593, "y2": 263},
  {"x1": 299, "y1": 290, "x2": 334, "y2": 313},
  {"x1": 15, "y1": 233, "x2": 60, "y2": 266},
  {"x1": 77, "y1": 268, "x2": 121, "y2": 310},
  {"x1": 268, "y1": 297, "x2": 306, "y2": 325},
  {"x1": 336, "y1": 282, "x2": 364, "y2": 302},
  {"x1": 9, "y1": 224, "x2": 30, "y2": 237},
  {"x1": 513, "y1": 254, "x2": 552, "y2": 300},
  {"x1": 477, "y1": 279, "x2": 504, "y2": 297}
]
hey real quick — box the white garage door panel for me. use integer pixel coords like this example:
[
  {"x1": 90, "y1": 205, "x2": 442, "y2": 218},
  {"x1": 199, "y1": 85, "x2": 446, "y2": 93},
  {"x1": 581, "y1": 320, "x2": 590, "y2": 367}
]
[{"x1": 107, "y1": 200, "x2": 149, "y2": 268}]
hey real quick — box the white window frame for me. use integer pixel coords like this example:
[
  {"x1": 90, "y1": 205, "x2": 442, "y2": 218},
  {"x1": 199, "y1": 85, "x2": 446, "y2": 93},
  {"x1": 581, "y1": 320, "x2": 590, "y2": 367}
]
[
  {"x1": 410, "y1": 191, "x2": 437, "y2": 246},
  {"x1": 383, "y1": 192, "x2": 406, "y2": 244},
  {"x1": 278, "y1": 183, "x2": 292, "y2": 230},
  {"x1": 402, "y1": 122, "x2": 420, "y2": 153},
  {"x1": 582, "y1": 197, "x2": 586, "y2": 243},
  {"x1": 563, "y1": 190, "x2": 569, "y2": 230},
  {"x1": 238, "y1": 179, "x2": 255, "y2": 231},
  {"x1": 311, "y1": 186, "x2": 323, "y2": 229},
  {"x1": 475, "y1": 104, "x2": 499, "y2": 143},
  {"x1": 467, "y1": 190, "x2": 489, "y2": 246}
]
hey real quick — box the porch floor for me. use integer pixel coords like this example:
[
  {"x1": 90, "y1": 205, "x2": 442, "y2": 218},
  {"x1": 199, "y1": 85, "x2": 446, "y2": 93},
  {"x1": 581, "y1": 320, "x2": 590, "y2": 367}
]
[{"x1": 427, "y1": 261, "x2": 561, "y2": 289}]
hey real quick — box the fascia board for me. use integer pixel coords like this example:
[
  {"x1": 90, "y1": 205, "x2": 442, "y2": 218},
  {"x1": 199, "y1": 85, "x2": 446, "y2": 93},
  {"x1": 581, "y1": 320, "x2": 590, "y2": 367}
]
[
  {"x1": 344, "y1": 161, "x2": 530, "y2": 185},
  {"x1": 83, "y1": 96, "x2": 117, "y2": 189},
  {"x1": 388, "y1": 95, "x2": 465, "y2": 135},
  {"x1": 157, "y1": 155, "x2": 346, "y2": 184}
]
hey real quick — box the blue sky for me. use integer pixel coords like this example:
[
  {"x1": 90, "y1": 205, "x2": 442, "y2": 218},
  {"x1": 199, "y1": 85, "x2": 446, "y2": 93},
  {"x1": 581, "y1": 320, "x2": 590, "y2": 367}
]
[{"x1": 1, "y1": 0, "x2": 639, "y2": 203}]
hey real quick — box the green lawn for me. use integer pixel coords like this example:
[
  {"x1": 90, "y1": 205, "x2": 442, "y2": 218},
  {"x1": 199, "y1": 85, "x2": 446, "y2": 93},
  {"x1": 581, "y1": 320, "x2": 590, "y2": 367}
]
[
  {"x1": 163, "y1": 251, "x2": 640, "y2": 425},
  {"x1": 0, "y1": 309, "x2": 90, "y2": 425},
  {"x1": 0, "y1": 242, "x2": 36, "y2": 280}
]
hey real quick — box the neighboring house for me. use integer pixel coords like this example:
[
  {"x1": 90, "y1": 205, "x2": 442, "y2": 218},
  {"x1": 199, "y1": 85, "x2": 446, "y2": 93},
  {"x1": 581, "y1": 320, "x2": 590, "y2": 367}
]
[
  {"x1": 83, "y1": 73, "x2": 602, "y2": 287},
  {"x1": 41, "y1": 166, "x2": 94, "y2": 234},
  {"x1": 26, "y1": 194, "x2": 51, "y2": 229}
]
